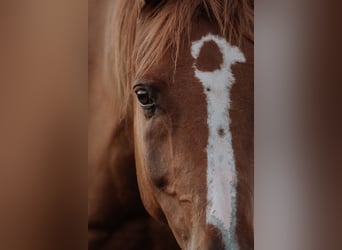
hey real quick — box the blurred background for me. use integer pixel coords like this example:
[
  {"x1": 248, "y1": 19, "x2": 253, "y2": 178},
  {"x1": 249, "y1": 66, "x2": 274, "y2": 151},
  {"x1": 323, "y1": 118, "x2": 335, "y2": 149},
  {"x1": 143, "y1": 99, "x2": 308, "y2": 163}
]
[
  {"x1": 0, "y1": 0, "x2": 341, "y2": 249},
  {"x1": 256, "y1": 0, "x2": 342, "y2": 249},
  {"x1": 0, "y1": 1, "x2": 86, "y2": 250}
]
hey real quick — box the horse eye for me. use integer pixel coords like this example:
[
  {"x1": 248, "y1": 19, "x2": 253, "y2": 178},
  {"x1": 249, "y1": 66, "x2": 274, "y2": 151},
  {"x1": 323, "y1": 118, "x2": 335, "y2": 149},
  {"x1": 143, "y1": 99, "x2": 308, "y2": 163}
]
[{"x1": 135, "y1": 89, "x2": 155, "y2": 108}]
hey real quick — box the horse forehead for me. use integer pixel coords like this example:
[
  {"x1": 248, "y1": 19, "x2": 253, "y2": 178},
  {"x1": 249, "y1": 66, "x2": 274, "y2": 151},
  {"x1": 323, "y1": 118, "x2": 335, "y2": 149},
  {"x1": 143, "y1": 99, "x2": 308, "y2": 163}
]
[
  {"x1": 194, "y1": 40, "x2": 223, "y2": 72},
  {"x1": 190, "y1": 33, "x2": 246, "y2": 250},
  {"x1": 191, "y1": 33, "x2": 245, "y2": 72}
]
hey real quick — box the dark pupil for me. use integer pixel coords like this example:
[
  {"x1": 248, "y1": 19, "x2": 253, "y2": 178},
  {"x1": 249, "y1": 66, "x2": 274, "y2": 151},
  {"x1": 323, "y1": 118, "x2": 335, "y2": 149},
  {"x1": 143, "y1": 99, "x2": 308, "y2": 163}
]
[{"x1": 137, "y1": 90, "x2": 150, "y2": 105}]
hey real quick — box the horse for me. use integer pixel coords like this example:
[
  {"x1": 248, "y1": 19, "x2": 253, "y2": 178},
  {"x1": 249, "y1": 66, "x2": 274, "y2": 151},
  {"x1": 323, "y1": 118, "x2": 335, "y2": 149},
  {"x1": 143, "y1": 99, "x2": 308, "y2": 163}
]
[{"x1": 88, "y1": 0, "x2": 253, "y2": 249}]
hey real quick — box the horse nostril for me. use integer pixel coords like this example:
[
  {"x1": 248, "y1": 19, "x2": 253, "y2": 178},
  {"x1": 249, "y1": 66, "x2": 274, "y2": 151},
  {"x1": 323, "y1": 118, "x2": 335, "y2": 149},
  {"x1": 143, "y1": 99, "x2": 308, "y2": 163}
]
[{"x1": 154, "y1": 176, "x2": 169, "y2": 189}]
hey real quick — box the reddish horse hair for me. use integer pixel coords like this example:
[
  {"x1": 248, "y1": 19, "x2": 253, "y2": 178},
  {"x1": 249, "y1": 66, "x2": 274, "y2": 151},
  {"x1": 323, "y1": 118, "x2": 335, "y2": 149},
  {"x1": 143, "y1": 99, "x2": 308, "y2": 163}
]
[
  {"x1": 110, "y1": 0, "x2": 253, "y2": 113},
  {"x1": 89, "y1": 0, "x2": 253, "y2": 249}
]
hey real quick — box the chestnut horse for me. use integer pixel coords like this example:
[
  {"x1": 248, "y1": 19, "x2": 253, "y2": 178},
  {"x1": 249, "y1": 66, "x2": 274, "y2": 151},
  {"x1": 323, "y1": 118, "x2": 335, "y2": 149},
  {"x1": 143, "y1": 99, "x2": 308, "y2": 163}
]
[{"x1": 88, "y1": 0, "x2": 253, "y2": 249}]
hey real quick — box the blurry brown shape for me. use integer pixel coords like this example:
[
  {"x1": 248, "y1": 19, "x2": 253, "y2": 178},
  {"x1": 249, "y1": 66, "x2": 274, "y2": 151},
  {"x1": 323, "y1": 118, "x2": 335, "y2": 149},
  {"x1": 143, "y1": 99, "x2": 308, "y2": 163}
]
[
  {"x1": 255, "y1": 0, "x2": 342, "y2": 249},
  {"x1": 0, "y1": 0, "x2": 86, "y2": 250}
]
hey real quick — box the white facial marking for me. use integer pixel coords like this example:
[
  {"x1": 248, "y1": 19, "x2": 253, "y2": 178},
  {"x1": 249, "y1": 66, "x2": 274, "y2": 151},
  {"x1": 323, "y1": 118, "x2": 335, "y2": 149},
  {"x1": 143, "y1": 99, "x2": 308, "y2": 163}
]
[{"x1": 191, "y1": 33, "x2": 245, "y2": 250}]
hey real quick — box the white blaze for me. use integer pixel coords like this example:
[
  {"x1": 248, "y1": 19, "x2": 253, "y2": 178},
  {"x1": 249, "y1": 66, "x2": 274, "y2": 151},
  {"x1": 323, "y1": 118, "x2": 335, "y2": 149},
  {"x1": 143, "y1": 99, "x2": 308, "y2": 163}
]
[{"x1": 191, "y1": 34, "x2": 245, "y2": 250}]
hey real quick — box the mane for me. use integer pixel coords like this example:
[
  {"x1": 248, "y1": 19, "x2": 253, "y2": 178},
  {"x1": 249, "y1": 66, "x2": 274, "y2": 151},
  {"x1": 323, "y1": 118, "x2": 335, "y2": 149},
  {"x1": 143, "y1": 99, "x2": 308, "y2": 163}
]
[{"x1": 110, "y1": 0, "x2": 253, "y2": 115}]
